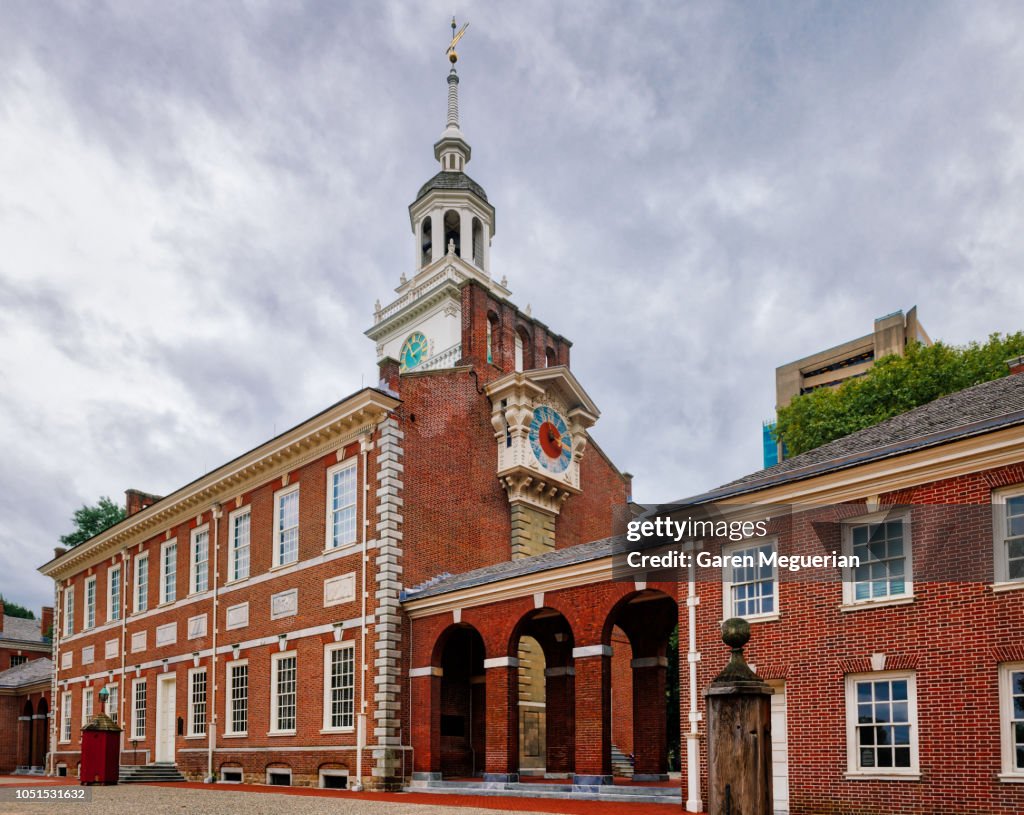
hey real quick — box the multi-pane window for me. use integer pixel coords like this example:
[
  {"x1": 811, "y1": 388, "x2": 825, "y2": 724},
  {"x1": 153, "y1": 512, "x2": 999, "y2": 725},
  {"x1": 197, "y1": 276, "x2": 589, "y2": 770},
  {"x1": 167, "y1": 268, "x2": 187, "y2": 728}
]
[
  {"x1": 324, "y1": 643, "x2": 355, "y2": 730},
  {"x1": 846, "y1": 673, "x2": 918, "y2": 774},
  {"x1": 845, "y1": 517, "x2": 912, "y2": 604},
  {"x1": 84, "y1": 577, "x2": 96, "y2": 629},
  {"x1": 274, "y1": 486, "x2": 299, "y2": 566},
  {"x1": 108, "y1": 565, "x2": 121, "y2": 622},
  {"x1": 1001, "y1": 664, "x2": 1024, "y2": 777},
  {"x1": 132, "y1": 679, "x2": 147, "y2": 739},
  {"x1": 228, "y1": 662, "x2": 249, "y2": 735},
  {"x1": 161, "y1": 542, "x2": 177, "y2": 604},
  {"x1": 135, "y1": 554, "x2": 149, "y2": 613},
  {"x1": 723, "y1": 541, "x2": 777, "y2": 619},
  {"x1": 328, "y1": 462, "x2": 357, "y2": 549},
  {"x1": 189, "y1": 669, "x2": 207, "y2": 736},
  {"x1": 230, "y1": 510, "x2": 251, "y2": 582},
  {"x1": 60, "y1": 691, "x2": 72, "y2": 742},
  {"x1": 10, "y1": 655, "x2": 27, "y2": 668},
  {"x1": 191, "y1": 527, "x2": 209, "y2": 594},
  {"x1": 82, "y1": 687, "x2": 94, "y2": 726},
  {"x1": 63, "y1": 586, "x2": 74, "y2": 636},
  {"x1": 272, "y1": 653, "x2": 297, "y2": 732},
  {"x1": 105, "y1": 684, "x2": 118, "y2": 723},
  {"x1": 996, "y1": 492, "x2": 1024, "y2": 583}
]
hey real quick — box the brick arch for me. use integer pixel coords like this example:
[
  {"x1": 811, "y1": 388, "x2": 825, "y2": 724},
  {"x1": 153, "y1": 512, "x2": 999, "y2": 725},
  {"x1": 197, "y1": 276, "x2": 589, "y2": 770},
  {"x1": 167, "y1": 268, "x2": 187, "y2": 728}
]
[{"x1": 602, "y1": 587, "x2": 678, "y2": 655}]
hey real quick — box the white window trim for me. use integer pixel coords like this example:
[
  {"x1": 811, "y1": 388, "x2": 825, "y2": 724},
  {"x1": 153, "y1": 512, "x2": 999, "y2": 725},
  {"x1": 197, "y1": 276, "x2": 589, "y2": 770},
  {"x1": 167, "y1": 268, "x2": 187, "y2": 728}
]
[
  {"x1": 105, "y1": 683, "x2": 119, "y2": 723},
  {"x1": 272, "y1": 484, "x2": 301, "y2": 568},
  {"x1": 228, "y1": 506, "x2": 252, "y2": 584},
  {"x1": 190, "y1": 524, "x2": 210, "y2": 596},
  {"x1": 63, "y1": 585, "x2": 75, "y2": 637},
  {"x1": 107, "y1": 564, "x2": 121, "y2": 623},
  {"x1": 999, "y1": 661, "x2": 1024, "y2": 781},
  {"x1": 60, "y1": 691, "x2": 72, "y2": 743},
  {"x1": 131, "y1": 678, "x2": 147, "y2": 740},
  {"x1": 993, "y1": 486, "x2": 1024, "y2": 589},
  {"x1": 322, "y1": 641, "x2": 356, "y2": 733},
  {"x1": 81, "y1": 687, "x2": 94, "y2": 726},
  {"x1": 721, "y1": 537, "x2": 780, "y2": 622},
  {"x1": 844, "y1": 670, "x2": 920, "y2": 779},
  {"x1": 269, "y1": 650, "x2": 298, "y2": 735},
  {"x1": 225, "y1": 659, "x2": 249, "y2": 737},
  {"x1": 841, "y1": 510, "x2": 914, "y2": 609},
  {"x1": 318, "y1": 768, "x2": 349, "y2": 789},
  {"x1": 266, "y1": 767, "x2": 292, "y2": 786},
  {"x1": 84, "y1": 576, "x2": 97, "y2": 630},
  {"x1": 187, "y1": 667, "x2": 208, "y2": 738},
  {"x1": 324, "y1": 459, "x2": 358, "y2": 552},
  {"x1": 134, "y1": 553, "x2": 149, "y2": 614},
  {"x1": 159, "y1": 540, "x2": 178, "y2": 606}
]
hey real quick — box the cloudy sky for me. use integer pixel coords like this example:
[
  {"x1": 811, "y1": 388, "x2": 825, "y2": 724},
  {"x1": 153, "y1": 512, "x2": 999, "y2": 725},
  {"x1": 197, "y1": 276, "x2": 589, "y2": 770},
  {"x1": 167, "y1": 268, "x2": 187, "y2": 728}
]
[{"x1": 2, "y1": 1, "x2": 1023, "y2": 612}]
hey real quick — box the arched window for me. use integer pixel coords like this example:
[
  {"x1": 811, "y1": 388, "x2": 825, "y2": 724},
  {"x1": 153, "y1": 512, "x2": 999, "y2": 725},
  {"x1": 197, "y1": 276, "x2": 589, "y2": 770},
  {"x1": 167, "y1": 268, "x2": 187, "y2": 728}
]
[
  {"x1": 514, "y1": 332, "x2": 524, "y2": 372},
  {"x1": 444, "y1": 210, "x2": 461, "y2": 257},
  {"x1": 420, "y1": 217, "x2": 432, "y2": 268},
  {"x1": 545, "y1": 348, "x2": 556, "y2": 368},
  {"x1": 486, "y1": 312, "x2": 498, "y2": 365},
  {"x1": 472, "y1": 218, "x2": 484, "y2": 267}
]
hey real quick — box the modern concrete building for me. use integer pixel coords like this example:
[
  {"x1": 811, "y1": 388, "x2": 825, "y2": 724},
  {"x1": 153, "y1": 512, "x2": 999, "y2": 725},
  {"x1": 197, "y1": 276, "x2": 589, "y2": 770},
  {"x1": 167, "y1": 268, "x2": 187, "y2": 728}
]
[{"x1": 775, "y1": 307, "x2": 931, "y2": 409}]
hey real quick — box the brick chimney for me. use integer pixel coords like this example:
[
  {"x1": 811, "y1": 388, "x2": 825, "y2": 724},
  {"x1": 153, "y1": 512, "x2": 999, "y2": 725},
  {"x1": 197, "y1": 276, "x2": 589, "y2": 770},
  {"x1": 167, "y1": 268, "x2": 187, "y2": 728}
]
[
  {"x1": 378, "y1": 357, "x2": 400, "y2": 394},
  {"x1": 125, "y1": 488, "x2": 161, "y2": 517},
  {"x1": 1007, "y1": 355, "x2": 1024, "y2": 376},
  {"x1": 40, "y1": 606, "x2": 54, "y2": 640},
  {"x1": 53, "y1": 546, "x2": 67, "y2": 559}
]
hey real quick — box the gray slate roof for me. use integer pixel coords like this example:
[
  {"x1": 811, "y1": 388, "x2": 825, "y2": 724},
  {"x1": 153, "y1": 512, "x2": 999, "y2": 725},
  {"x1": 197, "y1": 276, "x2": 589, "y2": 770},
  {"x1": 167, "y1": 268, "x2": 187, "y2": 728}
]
[
  {"x1": 402, "y1": 535, "x2": 626, "y2": 601},
  {"x1": 680, "y1": 373, "x2": 1024, "y2": 504},
  {"x1": 1, "y1": 615, "x2": 45, "y2": 644},
  {"x1": 0, "y1": 657, "x2": 52, "y2": 689},
  {"x1": 416, "y1": 171, "x2": 488, "y2": 203}
]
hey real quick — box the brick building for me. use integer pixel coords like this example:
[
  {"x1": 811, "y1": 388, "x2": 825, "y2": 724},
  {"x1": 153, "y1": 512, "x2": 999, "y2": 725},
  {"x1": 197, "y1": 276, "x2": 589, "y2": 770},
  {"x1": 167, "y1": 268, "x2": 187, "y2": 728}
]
[
  {"x1": 674, "y1": 364, "x2": 1024, "y2": 814},
  {"x1": 0, "y1": 605, "x2": 53, "y2": 774},
  {"x1": 36, "y1": 51, "x2": 655, "y2": 796}
]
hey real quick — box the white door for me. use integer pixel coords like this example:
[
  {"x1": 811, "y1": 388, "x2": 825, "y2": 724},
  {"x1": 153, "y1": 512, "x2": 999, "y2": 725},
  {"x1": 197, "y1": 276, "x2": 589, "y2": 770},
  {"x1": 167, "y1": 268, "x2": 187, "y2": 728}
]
[
  {"x1": 769, "y1": 681, "x2": 790, "y2": 815},
  {"x1": 155, "y1": 675, "x2": 177, "y2": 763}
]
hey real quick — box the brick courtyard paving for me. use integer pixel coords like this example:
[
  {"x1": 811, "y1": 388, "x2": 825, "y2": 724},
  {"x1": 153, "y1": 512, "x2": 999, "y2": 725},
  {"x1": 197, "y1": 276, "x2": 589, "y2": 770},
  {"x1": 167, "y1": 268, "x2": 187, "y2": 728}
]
[{"x1": 0, "y1": 777, "x2": 683, "y2": 815}]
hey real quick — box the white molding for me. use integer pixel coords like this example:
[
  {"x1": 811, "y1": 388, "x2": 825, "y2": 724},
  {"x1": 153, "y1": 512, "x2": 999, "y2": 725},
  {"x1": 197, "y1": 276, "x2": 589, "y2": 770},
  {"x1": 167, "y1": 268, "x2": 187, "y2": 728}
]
[
  {"x1": 483, "y1": 656, "x2": 519, "y2": 669},
  {"x1": 573, "y1": 645, "x2": 612, "y2": 659},
  {"x1": 409, "y1": 666, "x2": 443, "y2": 678}
]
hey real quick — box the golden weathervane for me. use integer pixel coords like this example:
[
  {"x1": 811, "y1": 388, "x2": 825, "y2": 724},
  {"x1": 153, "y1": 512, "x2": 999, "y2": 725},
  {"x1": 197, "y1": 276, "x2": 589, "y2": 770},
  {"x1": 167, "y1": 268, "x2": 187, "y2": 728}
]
[{"x1": 446, "y1": 17, "x2": 469, "y2": 64}]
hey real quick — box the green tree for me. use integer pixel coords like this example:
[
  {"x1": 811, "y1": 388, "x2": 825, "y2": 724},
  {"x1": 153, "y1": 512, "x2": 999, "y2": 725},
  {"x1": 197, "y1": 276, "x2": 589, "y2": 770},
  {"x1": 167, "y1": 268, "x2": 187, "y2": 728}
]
[
  {"x1": 60, "y1": 496, "x2": 126, "y2": 548},
  {"x1": 0, "y1": 595, "x2": 35, "y2": 619},
  {"x1": 775, "y1": 332, "x2": 1024, "y2": 456}
]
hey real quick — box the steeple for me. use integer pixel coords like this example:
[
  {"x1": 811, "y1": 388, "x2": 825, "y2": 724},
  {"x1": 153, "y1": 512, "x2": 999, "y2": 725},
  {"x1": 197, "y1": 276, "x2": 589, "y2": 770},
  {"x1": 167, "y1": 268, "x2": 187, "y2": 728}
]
[{"x1": 435, "y1": 20, "x2": 471, "y2": 173}]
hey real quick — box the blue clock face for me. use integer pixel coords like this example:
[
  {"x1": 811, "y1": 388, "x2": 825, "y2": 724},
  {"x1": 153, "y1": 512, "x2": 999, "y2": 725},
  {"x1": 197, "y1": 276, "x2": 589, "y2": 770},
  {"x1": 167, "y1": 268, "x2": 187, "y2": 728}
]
[
  {"x1": 529, "y1": 405, "x2": 572, "y2": 474},
  {"x1": 400, "y1": 332, "x2": 428, "y2": 371}
]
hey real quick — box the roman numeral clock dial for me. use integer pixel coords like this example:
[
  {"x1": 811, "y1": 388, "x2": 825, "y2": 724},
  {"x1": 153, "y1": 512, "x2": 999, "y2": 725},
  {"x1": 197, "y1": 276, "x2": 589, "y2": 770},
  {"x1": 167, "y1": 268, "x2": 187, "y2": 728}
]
[{"x1": 528, "y1": 406, "x2": 572, "y2": 474}]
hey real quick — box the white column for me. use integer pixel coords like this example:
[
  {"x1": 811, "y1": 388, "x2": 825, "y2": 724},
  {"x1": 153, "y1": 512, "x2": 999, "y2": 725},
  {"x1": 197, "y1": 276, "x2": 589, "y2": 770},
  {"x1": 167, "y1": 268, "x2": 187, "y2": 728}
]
[
  {"x1": 431, "y1": 208, "x2": 443, "y2": 263},
  {"x1": 686, "y1": 548, "x2": 703, "y2": 813},
  {"x1": 460, "y1": 210, "x2": 473, "y2": 263},
  {"x1": 483, "y1": 225, "x2": 491, "y2": 276}
]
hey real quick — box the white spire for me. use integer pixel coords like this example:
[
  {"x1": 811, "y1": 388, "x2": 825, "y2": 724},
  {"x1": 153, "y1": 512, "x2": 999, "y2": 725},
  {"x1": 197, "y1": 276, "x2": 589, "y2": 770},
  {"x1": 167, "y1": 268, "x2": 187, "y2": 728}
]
[{"x1": 435, "y1": 20, "x2": 471, "y2": 172}]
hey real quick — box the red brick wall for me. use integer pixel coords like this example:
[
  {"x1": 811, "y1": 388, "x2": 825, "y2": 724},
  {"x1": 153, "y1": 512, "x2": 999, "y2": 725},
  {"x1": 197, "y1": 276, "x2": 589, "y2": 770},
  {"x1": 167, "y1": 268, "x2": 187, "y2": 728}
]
[
  {"x1": 610, "y1": 627, "x2": 633, "y2": 756},
  {"x1": 684, "y1": 461, "x2": 1024, "y2": 815}
]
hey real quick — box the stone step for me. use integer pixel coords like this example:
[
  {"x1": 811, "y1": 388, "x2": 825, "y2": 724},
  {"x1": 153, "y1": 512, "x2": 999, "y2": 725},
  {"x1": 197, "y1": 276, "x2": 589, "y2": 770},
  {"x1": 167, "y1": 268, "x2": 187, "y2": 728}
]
[
  {"x1": 119, "y1": 763, "x2": 186, "y2": 783},
  {"x1": 403, "y1": 779, "x2": 680, "y2": 805}
]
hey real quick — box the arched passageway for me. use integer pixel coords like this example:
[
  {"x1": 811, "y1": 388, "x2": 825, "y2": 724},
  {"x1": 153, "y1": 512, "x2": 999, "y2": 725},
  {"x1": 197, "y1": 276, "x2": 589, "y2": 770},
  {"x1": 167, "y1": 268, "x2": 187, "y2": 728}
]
[
  {"x1": 509, "y1": 608, "x2": 575, "y2": 777},
  {"x1": 604, "y1": 589, "x2": 679, "y2": 779},
  {"x1": 435, "y1": 625, "x2": 485, "y2": 778}
]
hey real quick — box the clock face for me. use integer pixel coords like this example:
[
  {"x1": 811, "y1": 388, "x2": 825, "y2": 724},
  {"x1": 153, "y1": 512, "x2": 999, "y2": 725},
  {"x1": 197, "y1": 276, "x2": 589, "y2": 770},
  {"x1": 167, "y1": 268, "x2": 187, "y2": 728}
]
[
  {"x1": 529, "y1": 405, "x2": 572, "y2": 474},
  {"x1": 399, "y1": 331, "x2": 428, "y2": 371}
]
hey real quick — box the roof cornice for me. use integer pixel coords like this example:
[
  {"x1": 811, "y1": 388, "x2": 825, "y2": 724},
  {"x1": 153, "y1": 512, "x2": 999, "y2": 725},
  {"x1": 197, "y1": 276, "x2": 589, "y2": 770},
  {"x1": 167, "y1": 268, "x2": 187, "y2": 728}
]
[{"x1": 38, "y1": 388, "x2": 400, "y2": 580}]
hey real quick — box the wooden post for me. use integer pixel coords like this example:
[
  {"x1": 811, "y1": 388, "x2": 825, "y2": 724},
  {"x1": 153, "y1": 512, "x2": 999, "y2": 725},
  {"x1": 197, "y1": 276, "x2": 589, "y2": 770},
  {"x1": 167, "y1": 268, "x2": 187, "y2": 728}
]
[{"x1": 705, "y1": 618, "x2": 773, "y2": 815}]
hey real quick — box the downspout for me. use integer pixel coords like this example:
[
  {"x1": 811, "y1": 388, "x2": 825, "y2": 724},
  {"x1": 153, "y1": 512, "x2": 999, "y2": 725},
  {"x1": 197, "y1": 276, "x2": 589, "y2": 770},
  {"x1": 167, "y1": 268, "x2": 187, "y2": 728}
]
[
  {"x1": 207, "y1": 502, "x2": 222, "y2": 782},
  {"x1": 685, "y1": 542, "x2": 703, "y2": 813},
  {"x1": 352, "y1": 436, "x2": 371, "y2": 792}
]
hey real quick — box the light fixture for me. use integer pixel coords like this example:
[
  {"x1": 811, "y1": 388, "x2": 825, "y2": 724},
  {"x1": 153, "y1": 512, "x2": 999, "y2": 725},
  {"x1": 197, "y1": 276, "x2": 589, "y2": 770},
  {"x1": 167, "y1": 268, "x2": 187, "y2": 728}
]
[
  {"x1": 192, "y1": 652, "x2": 200, "y2": 668},
  {"x1": 332, "y1": 622, "x2": 343, "y2": 642},
  {"x1": 161, "y1": 658, "x2": 169, "y2": 674},
  {"x1": 231, "y1": 643, "x2": 240, "y2": 660},
  {"x1": 134, "y1": 664, "x2": 141, "y2": 678},
  {"x1": 278, "y1": 634, "x2": 287, "y2": 652}
]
